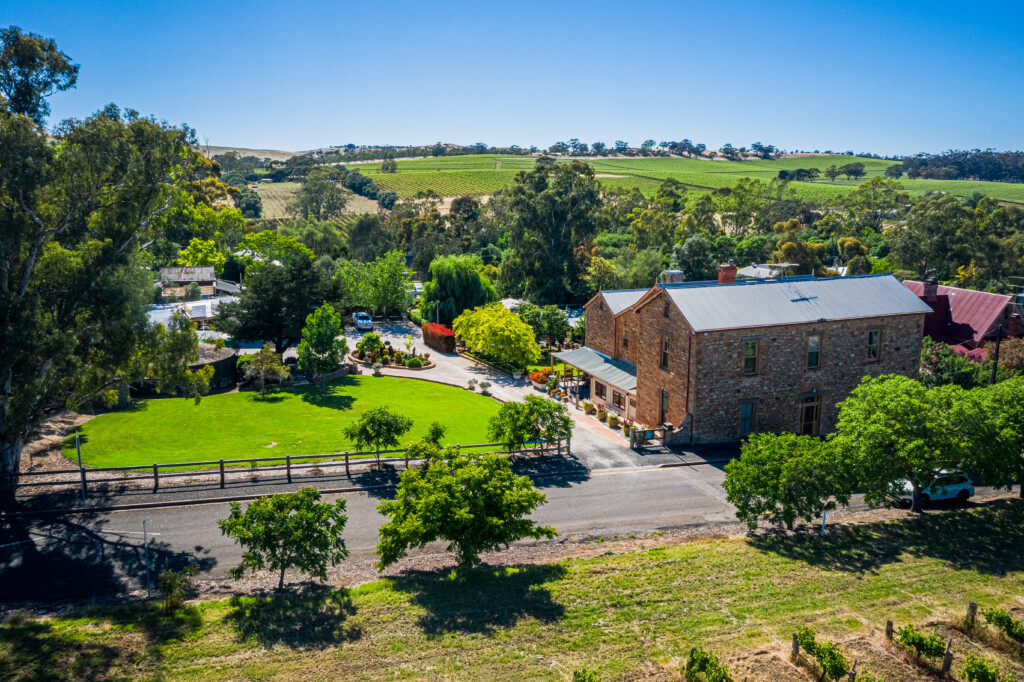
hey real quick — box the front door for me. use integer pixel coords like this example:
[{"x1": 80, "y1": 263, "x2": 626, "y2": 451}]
[{"x1": 799, "y1": 395, "x2": 820, "y2": 435}]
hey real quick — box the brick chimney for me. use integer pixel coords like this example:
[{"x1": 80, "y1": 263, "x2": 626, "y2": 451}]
[
  {"x1": 1009, "y1": 312, "x2": 1021, "y2": 338},
  {"x1": 717, "y1": 261, "x2": 737, "y2": 285},
  {"x1": 923, "y1": 276, "x2": 939, "y2": 299}
]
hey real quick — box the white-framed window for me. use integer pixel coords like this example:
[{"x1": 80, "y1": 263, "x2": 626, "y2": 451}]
[{"x1": 807, "y1": 335, "x2": 821, "y2": 369}]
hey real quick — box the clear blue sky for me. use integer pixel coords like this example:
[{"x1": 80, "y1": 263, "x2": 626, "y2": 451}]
[{"x1": 6, "y1": 0, "x2": 1024, "y2": 155}]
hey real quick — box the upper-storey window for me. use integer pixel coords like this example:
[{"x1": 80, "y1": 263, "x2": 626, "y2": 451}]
[
  {"x1": 623, "y1": 329, "x2": 629, "y2": 349},
  {"x1": 867, "y1": 330, "x2": 880, "y2": 361},
  {"x1": 663, "y1": 301, "x2": 670, "y2": 318},
  {"x1": 807, "y1": 335, "x2": 821, "y2": 369},
  {"x1": 660, "y1": 335, "x2": 670, "y2": 369},
  {"x1": 743, "y1": 340, "x2": 758, "y2": 375}
]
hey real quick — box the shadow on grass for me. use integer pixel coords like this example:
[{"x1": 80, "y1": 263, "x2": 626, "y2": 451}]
[
  {"x1": 226, "y1": 585, "x2": 361, "y2": 648},
  {"x1": 750, "y1": 498, "x2": 1024, "y2": 576},
  {"x1": 391, "y1": 563, "x2": 567, "y2": 635},
  {"x1": 0, "y1": 618, "x2": 121, "y2": 681}
]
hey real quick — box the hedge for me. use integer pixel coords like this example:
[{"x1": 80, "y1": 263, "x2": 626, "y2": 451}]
[{"x1": 422, "y1": 323, "x2": 456, "y2": 353}]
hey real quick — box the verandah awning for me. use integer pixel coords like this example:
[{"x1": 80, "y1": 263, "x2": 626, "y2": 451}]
[{"x1": 551, "y1": 347, "x2": 637, "y2": 393}]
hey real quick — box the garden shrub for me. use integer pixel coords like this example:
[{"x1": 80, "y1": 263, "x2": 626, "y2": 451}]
[
  {"x1": 158, "y1": 565, "x2": 198, "y2": 612},
  {"x1": 529, "y1": 369, "x2": 552, "y2": 384},
  {"x1": 685, "y1": 646, "x2": 733, "y2": 682},
  {"x1": 963, "y1": 653, "x2": 1011, "y2": 682},
  {"x1": 406, "y1": 357, "x2": 423, "y2": 368},
  {"x1": 572, "y1": 669, "x2": 600, "y2": 682},
  {"x1": 236, "y1": 354, "x2": 253, "y2": 373},
  {"x1": 796, "y1": 625, "x2": 849, "y2": 681},
  {"x1": 984, "y1": 608, "x2": 1024, "y2": 643},
  {"x1": 895, "y1": 624, "x2": 945, "y2": 659},
  {"x1": 422, "y1": 323, "x2": 456, "y2": 353}
]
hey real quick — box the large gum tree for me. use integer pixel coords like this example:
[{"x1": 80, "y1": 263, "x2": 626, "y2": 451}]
[{"x1": 0, "y1": 104, "x2": 204, "y2": 507}]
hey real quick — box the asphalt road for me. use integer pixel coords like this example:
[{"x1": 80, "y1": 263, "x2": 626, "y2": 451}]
[{"x1": 1, "y1": 464, "x2": 735, "y2": 601}]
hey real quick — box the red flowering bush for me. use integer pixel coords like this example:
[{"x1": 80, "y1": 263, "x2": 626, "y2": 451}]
[
  {"x1": 529, "y1": 369, "x2": 553, "y2": 384},
  {"x1": 422, "y1": 323, "x2": 456, "y2": 353}
]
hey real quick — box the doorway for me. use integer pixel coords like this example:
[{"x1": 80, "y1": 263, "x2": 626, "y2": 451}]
[{"x1": 799, "y1": 394, "x2": 820, "y2": 435}]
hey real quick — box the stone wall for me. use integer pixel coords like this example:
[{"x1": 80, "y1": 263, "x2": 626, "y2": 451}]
[
  {"x1": 686, "y1": 313, "x2": 925, "y2": 443},
  {"x1": 584, "y1": 294, "x2": 616, "y2": 357},
  {"x1": 633, "y1": 289, "x2": 695, "y2": 430},
  {"x1": 615, "y1": 308, "x2": 641, "y2": 365}
]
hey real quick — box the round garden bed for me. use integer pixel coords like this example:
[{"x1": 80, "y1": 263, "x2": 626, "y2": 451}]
[{"x1": 346, "y1": 350, "x2": 436, "y2": 371}]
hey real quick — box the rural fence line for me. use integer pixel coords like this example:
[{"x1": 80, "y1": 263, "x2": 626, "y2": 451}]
[{"x1": 16, "y1": 439, "x2": 565, "y2": 499}]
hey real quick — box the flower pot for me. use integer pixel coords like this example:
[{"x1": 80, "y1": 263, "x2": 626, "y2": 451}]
[{"x1": 513, "y1": 371, "x2": 522, "y2": 380}]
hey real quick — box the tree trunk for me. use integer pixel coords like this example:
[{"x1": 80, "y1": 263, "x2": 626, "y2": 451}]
[
  {"x1": 911, "y1": 480, "x2": 924, "y2": 513},
  {"x1": 278, "y1": 564, "x2": 286, "y2": 590},
  {"x1": 0, "y1": 437, "x2": 25, "y2": 511}
]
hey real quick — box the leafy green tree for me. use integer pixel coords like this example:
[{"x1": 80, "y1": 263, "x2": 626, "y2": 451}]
[
  {"x1": 839, "y1": 176, "x2": 910, "y2": 232},
  {"x1": 219, "y1": 487, "x2": 349, "y2": 590},
  {"x1": 584, "y1": 255, "x2": 619, "y2": 294},
  {"x1": 379, "y1": 158, "x2": 398, "y2": 173},
  {"x1": 487, "y1": 395, "x2": 574, "y2": 453},
  {"x1": 670, "y1": 234, "x2": 717, "y2": 281},
  {"x1": 0, "y1": 103, "x2": 203, "y2": 506},
  {"x1": 723, "y1": 433, "x2": 851, "y2": 531},
  {"x1": 365, "y1": 249, "x2": 410, "y2": 316},
  {"x1": 424, "y1": 421, "x2": 447, "y2": 447},
  {"x1": 244, "y1": 344, "x2": 291, "y2": 394},
  {"x1": 884, "y1": 164, "x2": 904, "y2": 180},
  {"x1": 975, "y1": 377, "x2": 1024, "y2": 498},
  {"x1": 771, "y1": 218, "x2": 828, "y2": 274},
  {"x1": 919, "y1": 337, "x2": 1007, "y2": 389},
  {"x1": 422, "y1": 254, "x2": 497, "y2": 325},
  {"x1": 453, "y1": 304, "x2": 542, "y2": 370},
  {"x1": 278, "y1": 218, "x2": 346, "y2": 258},
  {"x1": 0, "y1": 26, "x2": 79, "y2": 124},
  {"x1": 375, "y1": 446, "x2": 558, "y2": 571},
  {"x1": 888, "y1": 192, "x2": 972, "y2": 281},
  {"x1": 540, "y1": 305, "x2": 571, "y2": 347},
  {"x1": 214, "y1": 250, "x2": 326, "y2": 353},
  {"x1": 501, "y1": 161, "x2": 602, "y2": 303},
  {"x1": 238, "y1": 230, "x2": 315, "y2": 265},
  {"x1": 614, "y1": 246, "x2": 664, "y2": 288},
  {"x1": 236, "y1": 186, "x2": 263, "y2": 218},
  {"x1": 175, "y1": 237, "x2": 226, "y2": 274},
  {"x1": 833, "y1": 375, "x2": 970, "y2": 512},
  {"x1": 287, "y1": 166, "x2": 349, "y2": 220},
  {"x1": 148, "y1": 310, "x2": 214, "y2": 403},
  {"x1": 297, "y1": 303, "x2": 348, "y2": 393},
  {"x1": 838, "y1": 162, "x2": 866, "y2": 181},
  {"x1": 342, "y1": 406, "x2": 413, "y2": 466},
  {"x1": 183, "y1": 281, "x2": 202, "y2": 301},
  {"x1": 824, "y1": 165, "x2": 840, "y2": 182},
  {"x1": 517, "y1": 303, "x2": 543, "y2": 341}
]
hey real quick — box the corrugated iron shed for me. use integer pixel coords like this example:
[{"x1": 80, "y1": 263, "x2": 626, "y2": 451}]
[
  {"x1": 661, "y1": 274, "x2": 932, "y2": 332},
  {"x1": 903, "y1": 280, "x2": 1011, "y2": 344}
]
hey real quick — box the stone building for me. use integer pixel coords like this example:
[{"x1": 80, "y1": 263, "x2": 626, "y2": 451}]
[{"x1": 558, "y1": 268, "x2": 932, "y2": 444}]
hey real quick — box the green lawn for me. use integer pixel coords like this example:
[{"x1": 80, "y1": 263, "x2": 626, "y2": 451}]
[
  {"x1": 65, "y1": 376, "x2": 501, "y2": 468},
  {"x1": 3, "y1": 501, "x2": 1022, "y2": 680}
]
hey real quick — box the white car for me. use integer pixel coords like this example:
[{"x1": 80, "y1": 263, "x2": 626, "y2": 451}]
[
  {"x1": 894, "y1": 471, "x2": 975, "y2": 507},
  {"x1": 353, "y1": 312, "x2": 374, "y2": 331}
]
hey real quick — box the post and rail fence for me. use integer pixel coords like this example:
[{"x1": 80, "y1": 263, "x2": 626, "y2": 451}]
[{"x1": 14, "y1": 439, "x2": 560, "y2": 501}]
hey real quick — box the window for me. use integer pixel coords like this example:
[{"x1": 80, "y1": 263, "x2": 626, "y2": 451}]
[
  {"x1": 660, "y1": 336, "x2": 670, "y2": 369},
  {"x1": 866, "y1": 330, "x2": 880, "y2": 360},
  {"x1": 660, "y1": 390, "x2": 670, "y2": 425},
  {"x1": 799, "y1": 394, "x2": 821, "y2": 436},
  {"x1": 807, "y1": 335, "x2": 821, "y2": 369},
  {"x1": 743, "y1": 340, "x2": 758, "y2": 375},
  {"x1": 663, "y1": 301, "x2": 671, "y2": 318},
  {"x1": 739, "y1": 402, "x2": 757, "y2": 436},
  {"x1": 622, "y1": 329, "x2": 629, "y2": 349},
  {"x1": 612, "y1": 391, "x2": 625, "y2": 410},
  {"x1": 594, "y1": 382, "x2": 607, "y2": 399}
]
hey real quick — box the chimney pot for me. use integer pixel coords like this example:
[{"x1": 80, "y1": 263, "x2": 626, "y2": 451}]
[
  {"x1": 718, "y1": 263, "x2": 737, "y2": 285},
  {"x1": 923, "y1": 276, "x2": 939, "y2": 299}
]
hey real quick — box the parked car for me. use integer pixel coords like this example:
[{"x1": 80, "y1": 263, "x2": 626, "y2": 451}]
[
  {"x1": 353, "y1": 312, "x2": 373, "y2": 331},
  {"x1": 894, "y1": 470, "x2": 975, "y2": 507}
]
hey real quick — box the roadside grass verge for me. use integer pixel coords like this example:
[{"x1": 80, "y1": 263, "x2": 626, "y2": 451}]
[
  {"x1": 2, "y1": 500, "x2": 1021, "y2": 680},
  {"x1": 63, "y1": 376, "x2": 500, "y2": 469}
]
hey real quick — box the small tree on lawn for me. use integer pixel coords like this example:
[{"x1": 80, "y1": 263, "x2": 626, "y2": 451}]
[
  {"x1": 375, "y1": 446, "x2": 558, "y2": 571},
  {"x1": 488, "y1": 395, "x2": 574, "y2": 453},
  {"x1": 244, "y1": 343, "x2": 291, "y2": 394},
  {"x1": 453, "y1": 304, "x2": 541, "y2": 371},
  {"x1": 832, "y1": 374, "x2": 967, "y2": 512},
  {"x1": 297, "y1": 302, "x2": 348, "y2": 393},
  {"x1": 342, "y1": 406, "x2": 413, "y2": 466},
  {"x1": 218, "y1": 487, "x2": 349, "y2": 590},
  {"x1": 723, "y1": 432, "x2": 852, "y2": 531},
  {"x1": 540, "y1": 305, "x2": 571, "y2": 348}
]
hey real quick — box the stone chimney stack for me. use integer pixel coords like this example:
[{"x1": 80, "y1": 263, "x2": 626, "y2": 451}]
[
  {"x1": 718, "y1": 260, "x2": 737, "y2": 285},
  {"x1": 923, "y1": 276, "x2": 939, "y2": 299},
  {"x1": 1009, "y1": 311, "x2": 1021, "y2": 338},
  {"x1": 662, "y1": 270, "x2": 686, "y2": 284}
]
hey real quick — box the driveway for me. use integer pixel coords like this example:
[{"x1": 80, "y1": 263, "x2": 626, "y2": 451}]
[{"x1": 345, "y1": 321, "x2": 642, "y2": 470}]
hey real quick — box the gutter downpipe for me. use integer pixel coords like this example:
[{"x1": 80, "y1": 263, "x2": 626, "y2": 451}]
[{"x1": 687, "y1": 331, "x2": 694, "y2": 444}]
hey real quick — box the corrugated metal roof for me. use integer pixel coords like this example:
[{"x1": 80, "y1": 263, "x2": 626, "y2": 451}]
[
  {"x1": 903, "y1": 280, "x2": 1010, "y2": 344},
  {"x1": 600, "y1": 288, "x2": 648, "y2": 315},
  {"x1": 160, "y1": 266, "x2": 216, "y2": 282},
  {"x1": 662, "y1": 274, "x2": 932, "y2": 332},
  {"x1": 551, "y1": 347, "x2": 637, "y2": 392}
]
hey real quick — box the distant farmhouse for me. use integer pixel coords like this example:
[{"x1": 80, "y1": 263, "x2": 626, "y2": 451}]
[
  {"x1": 556, "y1": 266, "x2": 932, "y2": 444},
  {"x1": 159, "y1": 266, "x2": 239, "y2": 299}
]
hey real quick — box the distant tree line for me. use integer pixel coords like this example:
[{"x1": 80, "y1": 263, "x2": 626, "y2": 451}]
[{"x1": 895, "y1": 149, "x2": 1024, "y2": 183}]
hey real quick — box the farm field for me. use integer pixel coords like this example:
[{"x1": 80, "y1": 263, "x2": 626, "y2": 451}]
[
  {"x1": 353, "y1": 154, "x2": 1024, "y2": 205},
  {"x1": 255, "y1": 182, "x2": 379, "y2": 218},
  {"x1": 63, "y1": 376, "x2": 500, "y2": 468},
  {"x1": 3, "y1": 500, "x2": 1022, "y2": 681}
]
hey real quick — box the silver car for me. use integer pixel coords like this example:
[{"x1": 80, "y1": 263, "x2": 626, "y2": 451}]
[{"x1": 353, "y1": 312, "x2": 374, "y2": 331}]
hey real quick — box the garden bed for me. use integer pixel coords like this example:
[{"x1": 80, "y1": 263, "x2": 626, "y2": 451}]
[{"x1": 346, "y1": 350, "x2": 436, "y2": 371}]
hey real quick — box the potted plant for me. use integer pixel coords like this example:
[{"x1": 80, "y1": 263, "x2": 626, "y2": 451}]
[
  {"x1": 479, "y1": 380, "x2": 492, "y2": 395},
  {"x1": 372, "y1": 362, "x2": 383, "y2": 377},
  {"x1": 597, "y1": 407, "x2": 608, "y2": 422},
  {"x1": 467, "y1": 378, "x2": 477, "y2": 391},
  {"x1": 622, "y1": 419, "x2": 633, "y2": 436},
  {"x1": 582, "y1": 401, "x2": 595, "y2": 415},
  {"x1": 607, "y1": 414, "x2": 621, "y2": 428},
  {"x1": 513, "y1": 370, "x2": 522, "y2": 380}
]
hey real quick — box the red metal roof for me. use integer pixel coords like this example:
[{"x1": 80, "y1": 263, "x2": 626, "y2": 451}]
[{"x1": 903, "y1": 280, "x2": 1010, "y2": 345}]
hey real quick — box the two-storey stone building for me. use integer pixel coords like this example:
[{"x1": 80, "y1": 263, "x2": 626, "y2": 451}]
[{"x1": 556, "y1": 268, "x2": 932, "y2": 444}]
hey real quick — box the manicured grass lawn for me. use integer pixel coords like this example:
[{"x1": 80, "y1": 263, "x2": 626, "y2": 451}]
[
  {"x1": 64, "y1": 376, "x2": 500, "y2": 468},
  {"x1": 3, "y1": 502, "x2": 1022, "y2": 680}
]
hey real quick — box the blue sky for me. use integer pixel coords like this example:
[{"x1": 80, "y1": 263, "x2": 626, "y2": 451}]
[{"x1": 6, "y1": 1, "x2": 1024, "y2": 155}]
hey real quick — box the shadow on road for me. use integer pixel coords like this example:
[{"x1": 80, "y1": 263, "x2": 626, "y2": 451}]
[
  {"x1": 0, "y1": 486, "x2": 217, "y2": 602},
  {"x1": 226, "y1": 585, "x2": 361, "y2": 649},
  {"x1": 749, "y1": 498, "x2": 1023, "y2": 576},
  {"x1": 390, "y1": 563, "x2": 567, "y2": 635}
]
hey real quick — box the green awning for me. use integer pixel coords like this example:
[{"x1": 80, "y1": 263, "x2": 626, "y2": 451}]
[{"x1": 552, "y1": 347, "x2": 637, "y2": 393}]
